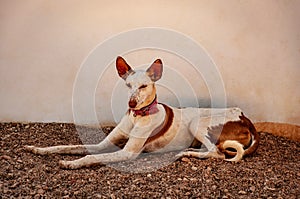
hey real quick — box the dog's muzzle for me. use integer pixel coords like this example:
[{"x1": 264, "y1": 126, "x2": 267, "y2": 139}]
[{"x1": 129, "y1": 99, "x2": 137, "y2": 108}]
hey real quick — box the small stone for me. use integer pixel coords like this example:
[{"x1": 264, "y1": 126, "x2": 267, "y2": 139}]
[
  {"x1": 185, "y1": 192, "x2": 191, "y2": 196},
  {"x1": 30, "y1": 190, "x2": 36, "y2": 195},
  {"x1": 206, "y1": 167, "x2": 212, "y2": 172},
  {"x1": 177, "y1": 178, "x2": 182, "y2": 181},
  {"x1": 34, "y1": 194, "x2": 41, "y2": 199},
  {"x1": 1, "y1": 155, "x2": 12, "y2": 160},
  {"x1": 10, "y1": 182, "x2": 19, "y2": 189},
  {"x1": 110, "y1": 194, "x2": 116, "y2": 199},
  {"x1": 266, "y1": 187, "x2": 276, "y2": 191},
  {"x1": 224, "y1": 189, "x2": 229, "y2": 193},
  {"x1": 37, "y1": 189, "x2": 44, "y2": 194},
  {"x1": 238, "y1": 190, "x2": 247, "y2": 195},
  {"x1": 94, "y1": 194, "x2": 102, "y2": 198},
  {"x1": 191, "y1": 166, "x2": 198, "y2": 171},
  {"x1": 74, "y1": 191, "x2": 80, "y2": 195},
  {"x1": 3, "y1": 188, "x2": 9, "y2": 194},
  {"x1": 250, "y1": 186, "x2": 255, "y2": 192},
  {"x1": 212, "y1": 185, "x2": 217, "y2": 190},
  {"x1": 7, "y1": 173, "x2": 14, "y2": 179},
  {"x1": 147, "y1": 174, "x2": 151, "y2": 177},
  {"x1": 181, "y1": 157, "x2": 190, "y2": 162}
]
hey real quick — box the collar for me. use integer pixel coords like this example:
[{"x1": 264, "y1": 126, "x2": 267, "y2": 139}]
[{"x1": 129, "y1": 96, "x2": 159, "y2": 117}]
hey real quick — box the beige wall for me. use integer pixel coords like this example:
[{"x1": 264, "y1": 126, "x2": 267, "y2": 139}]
[{"x1": 0, "y1": 0, "x2": 299, "y2": 125}]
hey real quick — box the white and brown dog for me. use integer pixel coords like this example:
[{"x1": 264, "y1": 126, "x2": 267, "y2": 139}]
[{"x1": 25, "y1": 56, "x2": 259, "y2": 169}]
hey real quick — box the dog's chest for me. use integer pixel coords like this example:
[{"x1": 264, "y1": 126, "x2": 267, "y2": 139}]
[{"x1": 142, "y1": 107, "x2": 194, "y2": 152}]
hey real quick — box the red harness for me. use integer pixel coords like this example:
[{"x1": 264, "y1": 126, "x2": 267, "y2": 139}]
[{"x1": 129, "y1": 96, "x2": 159, "y2": 117}]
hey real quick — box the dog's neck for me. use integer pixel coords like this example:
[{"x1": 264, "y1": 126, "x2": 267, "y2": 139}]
[{"x1": 129, "y1": 95, "x2": 159, "y2": 117}]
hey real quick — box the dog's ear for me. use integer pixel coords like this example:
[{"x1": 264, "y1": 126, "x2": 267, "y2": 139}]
[
  {"x1": 146, "y1": 59, "x2": 163, "y2": 82},
  {"x1": 116, "y1": 56, "x2": 134, "y2": 80}
]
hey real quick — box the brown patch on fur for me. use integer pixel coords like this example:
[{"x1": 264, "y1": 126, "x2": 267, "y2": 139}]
[
  {"x1": 208, "y1": 113, "x2": 259, "y2": 158},
  {"x1": 144, "y1": 104, "x2": 174, "y2": 146}
]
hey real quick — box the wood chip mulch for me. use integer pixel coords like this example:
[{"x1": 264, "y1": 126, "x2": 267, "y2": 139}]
[{"x1": 0, "y1": 123, "x2": 299, "y2": 198}]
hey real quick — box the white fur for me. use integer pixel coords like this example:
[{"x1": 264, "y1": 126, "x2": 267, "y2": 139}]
[{"x1": 222, "y1": 140, "x2": 245, "y2": 162}]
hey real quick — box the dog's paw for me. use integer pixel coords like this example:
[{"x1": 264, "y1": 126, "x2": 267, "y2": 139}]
[
  {"x1": 175, "y1": 151, "x2": 187, "y2": 158},
  {"x1": 59, "y1": 160, "x2": 71, "y2": 169},
  {"x1": 59, "y1": 160, "x2": 78, "y2": 170},
  {"x1": 24, "y1": 145, "x2": 47, "y2": 155},
  {"x1": 24, "y1": 145, "x2": 36, "y2": 153},
  {"x1": 176, "y1": 148, "x2": 207, "y2": 158}
]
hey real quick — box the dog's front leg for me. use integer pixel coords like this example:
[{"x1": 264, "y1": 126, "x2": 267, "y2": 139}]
[
  {"x1": 24, "y1": 128, "x2": 129, "y2": 155},
  {"x1": 25, "y1": 116, "x2": 133, "y2": 155},
  {"x1": 59, "y1": 126, "x2": 152, "y2": 169},
  {"x1": 59, "y1": 149, "x2": 139, "y2": 169},
  {"x1": 59, "y1": 137, "x2": 145, "y2": 169}
]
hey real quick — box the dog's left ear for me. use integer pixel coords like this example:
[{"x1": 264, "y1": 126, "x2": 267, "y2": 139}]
[{"x1": 146, "y1": 59, "x2": 163, "y2": 82}]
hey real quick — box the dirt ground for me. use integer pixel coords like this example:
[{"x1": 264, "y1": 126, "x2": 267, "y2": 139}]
[{"x1": 1, "y1": 123, "x2": 299, "y2": 198}]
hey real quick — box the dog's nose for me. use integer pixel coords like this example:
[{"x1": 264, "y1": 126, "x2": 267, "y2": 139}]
[{"x1": 129, "y1": 99, "x2": 137, "y2": 108}]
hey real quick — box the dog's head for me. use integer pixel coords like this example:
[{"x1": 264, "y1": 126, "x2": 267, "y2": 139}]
[{"x1": 116, "y1": 56, "x2": 163, "y2": 110}]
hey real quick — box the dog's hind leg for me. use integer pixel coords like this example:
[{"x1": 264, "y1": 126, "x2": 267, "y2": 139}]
[
  {"x1": 177, "y1": 117, "x2": 226, "y2": 159},
  {"x1": 176, "y1": 149, "x2": 224, "y2": 159}
]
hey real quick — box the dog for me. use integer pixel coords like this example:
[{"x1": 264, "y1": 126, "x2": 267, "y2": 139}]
[{"x1": 25, "y1": 56, "x2": 259, "y2": 169}]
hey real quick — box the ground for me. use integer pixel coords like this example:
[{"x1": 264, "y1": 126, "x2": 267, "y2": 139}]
[{"x1": 0, "y1": 123, "x2": 299, "y2": 198}]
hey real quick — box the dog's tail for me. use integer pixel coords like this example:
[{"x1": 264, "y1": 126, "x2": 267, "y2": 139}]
[
  {"x1": 222, "y1": 140, "x2": 244, "y2": 162},
  {"x1": 222, "y1": 113, "x2": 260, "y2": 162}
]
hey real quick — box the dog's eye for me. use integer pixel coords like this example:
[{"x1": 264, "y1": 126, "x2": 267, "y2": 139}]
[
  {"x1": 139, "y1": 85, "x2": 147, "y2": 89},
  {"x1": 126, "y1": 83, "x2": 132, "y2": 88}
]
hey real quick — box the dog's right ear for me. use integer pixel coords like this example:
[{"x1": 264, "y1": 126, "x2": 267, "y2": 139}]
[{"x1": 116, "y1": 56, "x2": 134, "y2": 80}]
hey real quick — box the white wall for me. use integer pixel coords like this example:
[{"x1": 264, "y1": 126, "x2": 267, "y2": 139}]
[{"x1": 0, "y1": 0, "x2": 299, "y2": 125}]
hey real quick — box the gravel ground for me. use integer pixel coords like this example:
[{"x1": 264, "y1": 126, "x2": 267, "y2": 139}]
[{"x1": 1, "y1": 123, "x2": 299, "y2": 198}]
